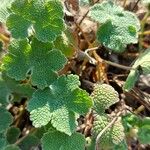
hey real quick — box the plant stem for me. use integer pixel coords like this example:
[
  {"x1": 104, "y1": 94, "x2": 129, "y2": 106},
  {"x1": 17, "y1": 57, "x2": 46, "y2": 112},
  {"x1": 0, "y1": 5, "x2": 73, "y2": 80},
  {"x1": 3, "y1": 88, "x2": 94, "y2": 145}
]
[
  {"x1": 85, "y1": 46, "x2": 135, "y2": 70},
  {"x1": 104, "y1": 60, "x2": 134, "y2": 70}
]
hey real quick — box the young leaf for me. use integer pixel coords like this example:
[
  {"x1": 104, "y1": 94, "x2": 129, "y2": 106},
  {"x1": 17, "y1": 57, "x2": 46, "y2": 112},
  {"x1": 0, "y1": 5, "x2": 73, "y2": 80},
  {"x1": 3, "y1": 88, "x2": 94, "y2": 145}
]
[
  {"x1": 92, "y1": 114, "x2": 125, "y2": 149},
  {"x1": 6, "y1": 127, "x2": 21, "y2": 144},
  {"x1": 6, "y1": 0, "x2": 65, "y2": 42},
  {"x1": 3, "y1": 38, "x2": 67, "y2": 89},
  {"x1": 91, "y1": 83, "x2": 119, "y2": 114},
  {"x1": 0, "y1": 107, "x2": 13, "y2": 133},
  {"x1": 89, "y1": 1, "x2": 140, "y2": 52},
  {"x1": 41, "y1": 130, "x2": 85, "y2": 150},
  {"x1": 124, "y1": 49, "x2": 150, "y2": 91},
  {"x1": 89, "y1": 0, "x2": 123, "y2": 24},
  {"x1": 28, "y1": 74, "x2": 92, "y2": 135}
]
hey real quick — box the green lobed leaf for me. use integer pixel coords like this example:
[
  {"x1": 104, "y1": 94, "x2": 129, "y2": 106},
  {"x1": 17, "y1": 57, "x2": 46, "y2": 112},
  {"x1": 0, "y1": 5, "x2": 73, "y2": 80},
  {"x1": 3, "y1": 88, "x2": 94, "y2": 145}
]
[
  {"x1": 89, "y1": 0, "x2": 123, "y2": 24},
  {"x1": 0, "y1": 107, "x2": 13, "y2": 133},
  {"x1": 28, "y1": 74, "x2": 92, "y2": 135},
  {"x1": 6, "y1": 127, "x2": 21, "y2": 144},
  {"x1": 3, "y1": 38, "x2": 67, "y2": 89},
  {"x1": 0, "y1": 0, "x2": 14, "y2": 23},
  {"x1": 41, "y1": 130, "x2": 85, "y2": 150},
  {"x1": 89, "y1": 1, "x2": 140, "y2": 52},
  {"x1": 6, "y1": 0, "x2": 65, "y2": 42},
  {"x1": 124, "y1": 49, "x2": 150, "y2": 91}
]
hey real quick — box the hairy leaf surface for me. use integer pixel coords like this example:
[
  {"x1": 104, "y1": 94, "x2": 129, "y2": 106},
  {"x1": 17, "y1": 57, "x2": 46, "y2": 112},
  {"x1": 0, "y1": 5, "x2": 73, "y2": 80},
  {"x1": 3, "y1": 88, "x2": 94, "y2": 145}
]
[
  {"x1": 3, "y1": 39, "x2": 67, "y2": 89},
  {"x1": 6, "y1": 0, "x2": 65, "y2": 42},
  {"x1": 28, "y1": 74, "x2": 92, "y2": 135},
  {"x1": 41, "y1": 130, "x2": 85, "y2": 150},
  {"x1": 0, "y1": 0, "x2": 14, "y2": 23},
  {"x1": 89, "y1": 1, "x2": 140, "y2": 52}
]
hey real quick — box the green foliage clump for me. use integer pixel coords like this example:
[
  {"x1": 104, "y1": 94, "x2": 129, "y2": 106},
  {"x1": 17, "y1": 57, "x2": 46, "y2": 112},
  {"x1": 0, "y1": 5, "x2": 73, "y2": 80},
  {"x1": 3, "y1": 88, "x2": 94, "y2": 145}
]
[
  {"x1": 123, "y1": 114, "x2": 150, "y2": 144},
  {"x1": 92, "y1": 114, "x2": 125, "y2": 149},
  {"x1": 89, "y1": 1, "x2": 140, "y2": 52},
  {"x1": 124, "y1": 49, "x2": 150, "y2": 91},
  {"x1": 0, "y1": 0, "x2": 149, "y2": 149},
  {"x1": 91, "y1": 83, "x2": 119, "y2": 113}
]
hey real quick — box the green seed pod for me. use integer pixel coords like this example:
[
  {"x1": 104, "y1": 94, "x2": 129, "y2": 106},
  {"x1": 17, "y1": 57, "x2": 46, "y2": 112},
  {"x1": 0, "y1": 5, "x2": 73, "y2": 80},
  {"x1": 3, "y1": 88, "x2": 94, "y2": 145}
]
[
  {"x1": 91, "y1": 84, "x2": 119, "y2": 114},
  {"x1": 92, "y1": 114, "x2": 125, "y2": 149}
]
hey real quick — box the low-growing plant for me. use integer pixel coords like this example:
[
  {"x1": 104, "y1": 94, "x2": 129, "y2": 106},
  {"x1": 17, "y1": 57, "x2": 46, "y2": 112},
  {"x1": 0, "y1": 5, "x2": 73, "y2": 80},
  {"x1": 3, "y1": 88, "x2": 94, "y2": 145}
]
[{"x1": 0, "y1": 0, "x2": 150, "y2": 150}]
